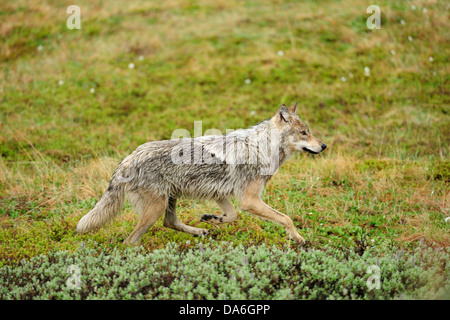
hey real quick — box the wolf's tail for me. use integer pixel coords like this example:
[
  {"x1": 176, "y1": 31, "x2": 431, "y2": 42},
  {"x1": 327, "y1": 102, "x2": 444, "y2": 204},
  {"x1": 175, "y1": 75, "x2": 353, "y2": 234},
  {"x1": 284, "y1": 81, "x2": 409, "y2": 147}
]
[{"x1": 76, "y1": 183, "x2": 125, "y2": 234}]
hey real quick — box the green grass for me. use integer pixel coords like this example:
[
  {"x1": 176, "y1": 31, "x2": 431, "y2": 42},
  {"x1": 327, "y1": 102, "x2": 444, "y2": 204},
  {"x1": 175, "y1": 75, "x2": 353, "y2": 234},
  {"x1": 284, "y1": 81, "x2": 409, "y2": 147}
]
[{"x1": 0, "y1": 0, "x2": 449, "y2": 299}]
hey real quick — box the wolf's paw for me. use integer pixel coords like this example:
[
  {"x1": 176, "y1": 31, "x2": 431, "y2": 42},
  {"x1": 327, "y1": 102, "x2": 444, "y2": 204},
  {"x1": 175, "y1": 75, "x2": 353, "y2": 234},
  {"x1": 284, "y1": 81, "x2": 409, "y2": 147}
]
[
  {"x1": 193, "y1": 228, "x2": 210, "y2": 237},
  {"x1": 291, "y1": 235, "x2": 306, "y2": 246},
  {"x1": 201, "y1": 214, "x2": 224, "y2": 224}
]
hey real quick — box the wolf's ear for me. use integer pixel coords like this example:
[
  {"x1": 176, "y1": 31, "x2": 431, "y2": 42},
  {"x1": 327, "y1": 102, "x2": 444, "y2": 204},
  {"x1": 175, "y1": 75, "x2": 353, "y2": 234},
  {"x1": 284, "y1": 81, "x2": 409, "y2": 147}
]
[
  {"x1": 277, "y1": 104, "x2": 290, "y2": 123},
  {"x1": 289, "y1": 102, "x2": 297, "y2": 114}
]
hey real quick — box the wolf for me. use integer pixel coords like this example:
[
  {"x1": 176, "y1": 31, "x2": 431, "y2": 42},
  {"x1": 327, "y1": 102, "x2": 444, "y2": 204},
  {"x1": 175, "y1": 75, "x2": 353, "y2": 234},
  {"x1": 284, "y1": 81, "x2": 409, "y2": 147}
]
[{"x1": 76, "y1": 103, "x2": 326, "y2": 244}]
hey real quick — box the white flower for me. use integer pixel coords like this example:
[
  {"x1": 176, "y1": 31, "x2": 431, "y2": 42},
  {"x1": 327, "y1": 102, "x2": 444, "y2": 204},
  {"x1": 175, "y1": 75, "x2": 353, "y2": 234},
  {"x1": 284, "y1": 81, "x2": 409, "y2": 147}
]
[
  {"x1": 37, "y1": 45, "x2": 43, "y2": 51},
  {"x1": 245, "y1": 79, "x2": 251, "y2": 84},
  {"x1": 128, "y1": 63, "x2": 135, "y2": 69},
  {"x1": 308, "y1": 212, "x2": 313, "y2": 215},
  {"x1": 400, "y1": 19, "x2": 405, "y2": 25},
  {"x1": 422, "y1": 8, "x2": 427, "y2": 13},
  {"x1": 250, "y1": 110, "x2": 256, "y2": 116},
  {"x1": 277, "y1": 50, "x2": 284, "y2": 56},
  {"x1": 429, "y1": 56, "x2": 433, "y2": 62},
  {"x1": 341, "y1": 76, "x2": 346, "y2": 82},
  {"x1": 138, "y1": 55, "x2": 144, "y2": 61},
  {"x1": 408, "y1": 36, "x2": 413, "y2": 42},
  {"x1": 390, "y1": 50, "x2": 396, "y2": 55},
  {"x1": 411, "y1": 5, "x2": 416, "y2": 10},
  {"x1": 90, "y1": 88, "x2": 95, "y2": 93},
  {"x1": 364, "y1": 66, "x2": 370, "y2": 77},
  {"x1": 58, "y1": 80, "x2": 64, "y2": 86},
  {"x1": 348, "y1": 72, "x2": 354, "y2": 78}
]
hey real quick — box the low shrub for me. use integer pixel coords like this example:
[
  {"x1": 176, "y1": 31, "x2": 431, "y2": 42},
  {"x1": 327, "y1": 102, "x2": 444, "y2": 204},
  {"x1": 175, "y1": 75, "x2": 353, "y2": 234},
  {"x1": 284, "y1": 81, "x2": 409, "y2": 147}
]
[{"x1": 0, "y1": 241, "x2": 448, "y2": 300}]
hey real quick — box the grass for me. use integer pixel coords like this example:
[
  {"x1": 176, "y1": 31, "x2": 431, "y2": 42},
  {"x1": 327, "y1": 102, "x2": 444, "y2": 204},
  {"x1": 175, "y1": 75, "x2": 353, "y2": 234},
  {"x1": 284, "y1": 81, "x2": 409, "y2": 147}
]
[{"x1": 0, "y1": 0, "x2": 449, "y2": 298}]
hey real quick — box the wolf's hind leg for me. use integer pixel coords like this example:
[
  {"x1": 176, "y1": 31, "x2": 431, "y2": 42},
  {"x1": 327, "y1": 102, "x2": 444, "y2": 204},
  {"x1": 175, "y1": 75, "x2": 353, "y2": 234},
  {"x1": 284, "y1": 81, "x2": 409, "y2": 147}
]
[
  {"x1": 201, "y1": 198, "x2": 237, "y2": 225},
  {"x1": 124, "y1": 193, "x2": 167, "y2": 245},
  {"x1": 163, "y1": 196, "x2": 210, "y2": 237}
]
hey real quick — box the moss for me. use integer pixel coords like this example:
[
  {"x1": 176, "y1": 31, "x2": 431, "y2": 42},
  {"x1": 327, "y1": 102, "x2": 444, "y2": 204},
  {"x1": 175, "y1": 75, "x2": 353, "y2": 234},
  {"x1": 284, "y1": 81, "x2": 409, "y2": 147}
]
[
  {"x1": 356, "y1": 159, "x2": 398, "y2": 172},
  {"x1": 430, "y1": 161, "x2": 450, "y2": 182}
]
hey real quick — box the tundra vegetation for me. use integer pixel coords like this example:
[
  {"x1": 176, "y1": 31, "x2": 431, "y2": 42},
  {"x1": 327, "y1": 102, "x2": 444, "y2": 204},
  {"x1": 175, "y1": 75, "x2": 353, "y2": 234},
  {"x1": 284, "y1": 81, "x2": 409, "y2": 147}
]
[{"x1": 0, "y1": 0, "x2": 448, "y2": 299}]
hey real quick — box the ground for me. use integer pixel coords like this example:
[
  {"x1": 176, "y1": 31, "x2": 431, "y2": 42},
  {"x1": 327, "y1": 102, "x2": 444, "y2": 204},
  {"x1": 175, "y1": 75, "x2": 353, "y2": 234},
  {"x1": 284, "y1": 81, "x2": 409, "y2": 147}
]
[{"x1": 0, "y1": 0, "x2": 448, "y2": 297}]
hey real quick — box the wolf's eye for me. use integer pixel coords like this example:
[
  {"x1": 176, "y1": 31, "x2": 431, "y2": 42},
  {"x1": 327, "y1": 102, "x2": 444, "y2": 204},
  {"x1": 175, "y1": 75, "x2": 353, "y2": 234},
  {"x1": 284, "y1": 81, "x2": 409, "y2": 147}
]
[{"x1": 300, "y1": 131, "x2": 307, "y2": 135}]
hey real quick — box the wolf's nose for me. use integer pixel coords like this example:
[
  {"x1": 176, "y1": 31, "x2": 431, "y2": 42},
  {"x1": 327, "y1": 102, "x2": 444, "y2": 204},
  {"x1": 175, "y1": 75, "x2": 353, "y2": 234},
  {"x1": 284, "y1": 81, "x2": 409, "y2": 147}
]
[{"x1": 321, "y1": 143, "x2": 327, "y2": 150}]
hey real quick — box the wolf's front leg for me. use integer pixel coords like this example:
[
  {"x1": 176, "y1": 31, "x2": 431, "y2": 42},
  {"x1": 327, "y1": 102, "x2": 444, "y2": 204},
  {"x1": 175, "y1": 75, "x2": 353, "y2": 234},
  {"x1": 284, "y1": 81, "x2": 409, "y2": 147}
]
[{"x1": 241, "y1": 180, "x2": 306, "y2": 244}]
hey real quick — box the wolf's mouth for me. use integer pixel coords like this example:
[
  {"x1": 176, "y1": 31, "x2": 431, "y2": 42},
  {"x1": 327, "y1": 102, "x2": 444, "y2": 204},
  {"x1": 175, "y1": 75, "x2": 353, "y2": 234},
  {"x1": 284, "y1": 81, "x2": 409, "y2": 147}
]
[{"x1": 302, "y1": 147, "x2": 319, "y2": 154}]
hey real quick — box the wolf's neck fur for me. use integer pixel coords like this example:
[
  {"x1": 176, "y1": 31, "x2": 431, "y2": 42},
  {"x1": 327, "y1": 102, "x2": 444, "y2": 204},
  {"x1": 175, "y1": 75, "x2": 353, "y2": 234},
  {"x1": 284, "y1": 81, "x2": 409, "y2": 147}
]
[
  {"x1": 255, "y1": 117, "x2": 292, "y2": 166},
  {"x1": 222, "y1": 116, "x2": 292, "y2": 170}
]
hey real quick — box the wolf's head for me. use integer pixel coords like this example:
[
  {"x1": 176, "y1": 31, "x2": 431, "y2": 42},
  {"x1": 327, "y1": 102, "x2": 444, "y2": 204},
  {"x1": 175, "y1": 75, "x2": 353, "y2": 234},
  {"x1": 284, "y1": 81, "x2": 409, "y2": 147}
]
[{"x1": 275, "y1": 102, "x2": 326, "y2": 155}]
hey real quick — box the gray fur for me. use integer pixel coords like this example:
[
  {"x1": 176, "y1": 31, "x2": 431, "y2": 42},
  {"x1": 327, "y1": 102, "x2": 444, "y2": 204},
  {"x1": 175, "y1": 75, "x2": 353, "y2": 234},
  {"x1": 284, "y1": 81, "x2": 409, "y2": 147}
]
[{"x1": 76, "y1": 103, "x2": 326, "y2": 243}]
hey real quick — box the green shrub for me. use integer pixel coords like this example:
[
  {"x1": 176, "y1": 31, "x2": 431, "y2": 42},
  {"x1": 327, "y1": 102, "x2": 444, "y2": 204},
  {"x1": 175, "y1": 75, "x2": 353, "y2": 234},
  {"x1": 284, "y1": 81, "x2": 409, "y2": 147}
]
[{"x1": 0, "y1": 241, "x2": 448, "y2": 300}]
